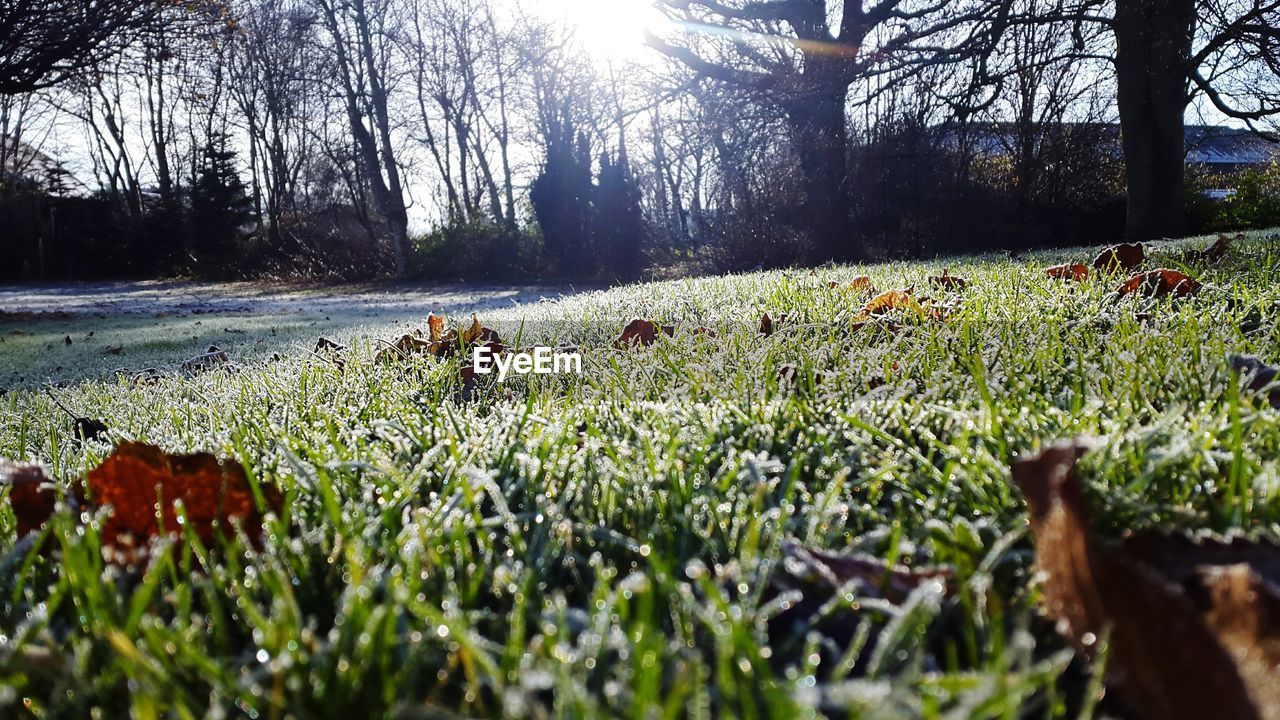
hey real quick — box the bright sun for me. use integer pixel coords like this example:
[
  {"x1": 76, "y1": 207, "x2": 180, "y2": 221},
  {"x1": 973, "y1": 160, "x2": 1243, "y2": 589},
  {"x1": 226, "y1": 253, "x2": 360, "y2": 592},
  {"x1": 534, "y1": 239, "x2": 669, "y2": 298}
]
[{"x1": 551, "y1": 0, "x2": 667, "y2": 62}]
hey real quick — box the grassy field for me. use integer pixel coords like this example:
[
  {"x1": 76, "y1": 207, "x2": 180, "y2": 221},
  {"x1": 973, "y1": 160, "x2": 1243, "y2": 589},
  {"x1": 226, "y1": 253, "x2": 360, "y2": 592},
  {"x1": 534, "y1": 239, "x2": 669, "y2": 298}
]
[{"x1": 2, "y1": 232, "x2": 1279, "y2": 718}]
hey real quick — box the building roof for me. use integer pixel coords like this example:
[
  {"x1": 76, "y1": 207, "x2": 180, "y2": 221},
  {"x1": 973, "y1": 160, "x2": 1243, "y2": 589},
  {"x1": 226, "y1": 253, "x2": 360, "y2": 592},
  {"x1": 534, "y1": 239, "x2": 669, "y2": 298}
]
[
  {"x1": 1186, "y1": 126, "x2": 1278, "y2": 166},
  {"x1": 937, "y1": 122, "x2": 1278, "y2": 168},
  {"x1": 1, "y1": 136, "x2": 90, "y2": 196}
]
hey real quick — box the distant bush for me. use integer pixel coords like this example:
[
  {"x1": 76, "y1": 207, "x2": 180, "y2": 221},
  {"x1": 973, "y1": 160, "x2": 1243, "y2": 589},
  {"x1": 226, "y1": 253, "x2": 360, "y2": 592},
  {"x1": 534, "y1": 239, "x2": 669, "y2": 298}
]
[
  {"x1": 1188, "y1": 162, "x2": 1280, "y2": 232},
  {"x1": 412, "y1": 220, "x2": 542, "y2": 281}
]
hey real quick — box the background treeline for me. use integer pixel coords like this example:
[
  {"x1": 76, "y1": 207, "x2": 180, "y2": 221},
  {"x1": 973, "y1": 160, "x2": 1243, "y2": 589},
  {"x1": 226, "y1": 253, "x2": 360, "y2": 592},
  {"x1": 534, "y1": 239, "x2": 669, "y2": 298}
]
[{"x1": 1, "y1": 0, "x2": 1277, "y2": 283}]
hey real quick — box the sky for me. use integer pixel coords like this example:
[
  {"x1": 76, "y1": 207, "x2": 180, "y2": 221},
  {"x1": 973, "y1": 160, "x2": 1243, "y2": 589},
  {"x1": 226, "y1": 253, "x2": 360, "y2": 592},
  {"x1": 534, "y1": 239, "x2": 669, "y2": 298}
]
[{"x1": 534, "y1": 0, "x2": 670, "y2": 62}]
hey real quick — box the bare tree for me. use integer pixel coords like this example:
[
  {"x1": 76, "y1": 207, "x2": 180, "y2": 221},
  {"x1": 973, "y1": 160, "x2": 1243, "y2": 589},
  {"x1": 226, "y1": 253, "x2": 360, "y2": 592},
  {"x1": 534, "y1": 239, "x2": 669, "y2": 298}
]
[
  {"x1": 0, "y1": 1, "x2": 170, "y2": 94},
  {"x1": 310, "y1": 0, "x2": 412, "y2": 275}
]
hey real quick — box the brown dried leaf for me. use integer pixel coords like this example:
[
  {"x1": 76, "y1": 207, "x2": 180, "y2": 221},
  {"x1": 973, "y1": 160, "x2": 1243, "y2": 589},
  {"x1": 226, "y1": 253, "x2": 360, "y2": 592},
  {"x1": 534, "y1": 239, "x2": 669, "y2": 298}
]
[
  {"x1": 1190, "y1": 235, "x2": 1236, "y2": 265},
  {"x1": 87, "y1": 442, "x2": 283, "y2": 561},
  {"x1": 1231, "y1": 355, "x2": 1280, "y2": 409},
  {"x1": 181, "y1": 346, "x2": 229, "y2": 373},
  {"x1": 1013, "y1": 441, "x2": 1280, "y2": 720},
  {"x1": 929, "y1": 269, "x2": 968, "y2": 291},
  {"x1": 1046, "y1": 263, "x2": 1089, "y2": 282},
  {"x1": 761, "y1": 313, "x2": 788, "y2": 337},
  {"x1": 1093, "y1": 242, "x2": 1146, "y2": 273},
  {"x1": 314, "y1": 337, "x2": 346, "y2": 354},
  {"x1": 1115, "y1": 269, "x2": 1202, "y2": 299},
  {"x1": 74, "y1": 417, "x2": 109, "y2": 442},
  {"x1": 0, "y1": 461, "x2": 75, "y2": 536},
  {"x1": 781, "y1": 542, "x2": 951, "y2": 604},
  {"x1": 849, "y1": 275, "x2": 873, "y2": 292},
  {"x1": 616, "y1": 319, "x2": 674, "y2": 348},
  {"x1": 460, "y1": 315, "x2": 485, "y2": 347}
]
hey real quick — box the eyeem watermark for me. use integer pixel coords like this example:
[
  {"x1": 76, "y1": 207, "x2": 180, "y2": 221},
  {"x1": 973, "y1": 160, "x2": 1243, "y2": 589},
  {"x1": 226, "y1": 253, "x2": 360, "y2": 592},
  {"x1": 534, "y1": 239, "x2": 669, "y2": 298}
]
[{"x1": 473, "y1": 346, "x2": 582, "y2": 382}]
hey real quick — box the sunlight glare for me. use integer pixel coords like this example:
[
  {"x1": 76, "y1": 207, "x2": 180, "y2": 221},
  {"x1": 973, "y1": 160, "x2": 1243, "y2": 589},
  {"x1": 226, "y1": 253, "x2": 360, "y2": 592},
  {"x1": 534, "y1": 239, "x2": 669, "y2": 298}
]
[{"x1": 554, "y1": 0, "x2": 666, "y2": 63}]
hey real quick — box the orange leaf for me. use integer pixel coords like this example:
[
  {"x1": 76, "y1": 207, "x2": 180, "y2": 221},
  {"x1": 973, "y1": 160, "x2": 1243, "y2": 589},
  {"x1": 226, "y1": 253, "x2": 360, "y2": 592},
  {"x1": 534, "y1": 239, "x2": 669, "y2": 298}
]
[
  {"x1": 616, "y1": 319, "x2": 673, "y2": 348},
  {"x1": 1092, "y1": 242, "x2": 1145, "y2": 273},
  {"x1": 1013, "y1": 442, "x2": 1280, "y2": 720},
  {"x1": 853, "y1": 289, "x2": 923, "y2": 322},
  {"x1": 86, "y1": 442, "x2": 283, "y2": 562},
  {"x1": 1046, "y1": 263, "x2": 1089, "y2": 282},
  {"x1": 1115, "y1": 269, "x2": 1202, "y2": 299},
  {"x1": 849, "y1": 275, "x2": 873, "y2": 291},
  {"x1": 427, "y1": 313, "x2": 447, "y2": 342}
]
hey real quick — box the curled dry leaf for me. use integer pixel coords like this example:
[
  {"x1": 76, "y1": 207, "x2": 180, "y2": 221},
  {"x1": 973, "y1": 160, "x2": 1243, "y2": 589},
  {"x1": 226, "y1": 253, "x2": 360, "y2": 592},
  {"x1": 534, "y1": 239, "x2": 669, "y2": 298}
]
[
  {"x1": 1012, "y1": 441, "x2": 1280, "y2": 720},
  {"x1": 45, "y1": 390, "x2": 109, "y2": 443},
  {"x1": 1093, "y1": 242, "x2": 1146, "y2": 273},
  {"x1": 1191, "y1": 234, "x2": 1235, "y2": 265},
  {"x1": 427, "y1": 313, "x2": 447, "y2": 342},
  {"x1": 181, "y1": 345, "x2": 229, "y2": 373},
  {"x1": 780, "y1": 541, "x2": 951, "y2": 604},
  {"x1": 460, "y1": 315, "x2": 501, "y2": 347},
  {"x1": 314, "y1": 337, "x2": 346, "y2": 354},
  {"x1": 74, "y1": 417, "x2": 110, "y2": 443},
  {"x1": 616, "y1": 319, "x2": 674, "y2": 348},
  {"x1": 1115, "y1": 269, "x2": 1202, "y2": 299},
  {"x1": 378, "y1": 316, "x2": 500, "y2": 363},
  {"x1": 87, "y1": 442, "x2": 283, "y2": 562},
  {"x1": 853, "y1": 289, "x2": 925, "y2": 323},
  {"x1": 849, "y1": 275, "x2": 873, "y2": 292},
  {"x1": 1046, "y1": 263, "x2": 1089, "y2": 282},
  {"x1": 1231, "y1": 355, "x2": 1280, "y2": 409},
  {"x1": 1, "y1": 461, "x2": 76, "y2": 536},
  {"x1": 760, "y1": 313, "x2": 788, "y2": 337},
  {"x1": 929, "y1": 269, "x2": 969, "y2": 291}
]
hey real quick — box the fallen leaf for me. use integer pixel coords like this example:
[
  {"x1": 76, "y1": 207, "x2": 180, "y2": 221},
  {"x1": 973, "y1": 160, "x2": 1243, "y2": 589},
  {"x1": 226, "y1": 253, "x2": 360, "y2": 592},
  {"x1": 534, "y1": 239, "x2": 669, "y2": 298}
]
[
  {"x1": 460, "y1": 315, "x2": 484, "y2": 347},
  {"x1": 1013, "y1": 441, "x2": 1280, "y2": 720},
  {"x1": 0, "y1": 461, "x2": 76, "y2": 536},
  {"x1": 44, "y1": 390, "x2": 109, "y2": 443},
  {"x1": 1046, "y1": 264, "x2": 1089, "y2": 282},
  {"x1": 87, "y1": 442, "x2": 283, "y2": 562},
  {"x1": 427, "y1": 313, "x2": 447, "y2": 342},
  {"x1": 616, "y1": 319, "x2": 673, "y2": 348},
  {"x1": 1190, "y1": 235, "x2": 1235, "y2": 265},
  {"x1": 1115, "y1": 269, "x2": 1202, "y2": 299},
  {"x1": 929, "y1": 269, "x2": 968, "y2": 291},
  {"x1": 761, "y1": 313, "x2": 789, "y2": 337},
  {"x1": 64, "y1": 336, "x2": 72, "y2": 346},
  {"x1": 853, "y1": 289, "x2": 925, "y2": 323},
  {"x1": 849, "y1": 275, "x2": 873, "y2": 292},
  {"x1": 104, "y1": 345, "x2": 124, "y2": 356},
  {"x1": 1093, "y1": 243, "x2": 1146, "y2": 273},
  {"x1": 181, "y1": 346, "x2": 230, "y2": 373},
  {"x1": 314, "y1": 337, "x2": 346, "y2": 353},
  {"x1": 781, "y1": 542, "x2": 951, "y2": 604},
  {"x1": 74, "y1": 417, "x2": 110, "y2": 443},
  {"x1": 1231, "y1": 355, "x2": 1280, "y2": 409}
]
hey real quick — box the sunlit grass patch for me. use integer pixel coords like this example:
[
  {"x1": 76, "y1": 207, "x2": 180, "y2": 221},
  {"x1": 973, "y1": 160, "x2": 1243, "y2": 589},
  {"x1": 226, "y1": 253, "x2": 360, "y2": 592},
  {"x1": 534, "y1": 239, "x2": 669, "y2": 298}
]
[{"x1": 1, "y1": 231, "x2": 1278, "y2": 717}]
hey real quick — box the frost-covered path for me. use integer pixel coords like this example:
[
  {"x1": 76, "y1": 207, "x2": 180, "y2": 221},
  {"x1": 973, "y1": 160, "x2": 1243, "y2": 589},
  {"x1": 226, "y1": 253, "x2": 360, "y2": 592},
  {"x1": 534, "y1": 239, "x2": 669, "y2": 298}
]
[
  {"x1": 0, "y1": 280, "x2": 581, "y2": 318},
  {"x1": 0, "y1": 280, "x2": 587, "y2": 387}
]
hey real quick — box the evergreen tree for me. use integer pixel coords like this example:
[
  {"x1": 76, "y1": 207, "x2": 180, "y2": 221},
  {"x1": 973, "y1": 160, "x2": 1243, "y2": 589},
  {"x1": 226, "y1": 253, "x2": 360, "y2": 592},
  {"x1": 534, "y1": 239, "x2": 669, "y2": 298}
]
[
  {"x1": 189, "y1": 132, "x2": 253, "y2": 274},
  {"x1": 594, "y1": 149, "x2": 646, "y2": 281},
  {"x1": 530, "y1": 105, "x2": 595, "y2": 276}
]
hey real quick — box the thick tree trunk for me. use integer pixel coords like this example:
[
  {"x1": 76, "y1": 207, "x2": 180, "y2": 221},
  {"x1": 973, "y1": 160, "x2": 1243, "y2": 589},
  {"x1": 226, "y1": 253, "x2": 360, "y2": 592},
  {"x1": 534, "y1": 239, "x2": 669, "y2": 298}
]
[
  {"x1": 1114, "y1": 0, "x2": 1195, "y2": 242},
  {"x1": 784, "y1": 82, "x2": 857, "y2": 263}
]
